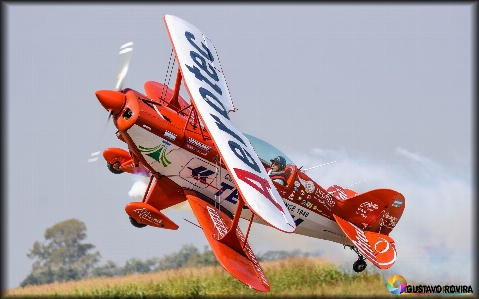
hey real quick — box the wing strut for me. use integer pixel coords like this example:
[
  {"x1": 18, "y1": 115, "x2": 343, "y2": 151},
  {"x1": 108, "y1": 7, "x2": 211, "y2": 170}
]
[
  {"x1": 216, "y1": 196, "x2": 247, "y2": 257},
  {"x1": 167, "y1": 67, "x2": 182, "y2": 111},
  {"x1": 242, "y1": 213, "x2": 255, "y2": 249},
  {"x1": 182, "y1": 105, "x2": 209, "y2": 141}
]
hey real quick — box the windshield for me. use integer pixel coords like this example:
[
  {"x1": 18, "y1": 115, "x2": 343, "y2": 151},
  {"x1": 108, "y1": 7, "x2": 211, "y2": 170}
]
[{"x1": 243, "y1": 133, "x2": 294, "y2": 166}]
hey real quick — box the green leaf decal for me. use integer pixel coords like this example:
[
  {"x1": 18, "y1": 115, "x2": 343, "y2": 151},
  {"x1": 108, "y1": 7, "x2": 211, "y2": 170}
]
[{"x1": 139, "y1": 142, "x2": 172, "y2": 167}]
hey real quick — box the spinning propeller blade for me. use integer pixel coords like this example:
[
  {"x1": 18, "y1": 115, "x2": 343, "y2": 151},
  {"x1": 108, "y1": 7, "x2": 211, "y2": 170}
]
[
  {"x1": 88, "y1": 111, "x2": 113, "y2": 162},
  {"x1": 88, "y1": 42, "x2": 133, "y2": 162},
  {"x1": 115, "y1": 42, "x2": 133, "y2": 91}
]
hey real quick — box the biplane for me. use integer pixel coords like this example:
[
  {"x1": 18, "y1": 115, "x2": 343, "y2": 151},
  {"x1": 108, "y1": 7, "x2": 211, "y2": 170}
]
[{"x1": 90, "y1": 15, "x2": 405, "y2": 292}]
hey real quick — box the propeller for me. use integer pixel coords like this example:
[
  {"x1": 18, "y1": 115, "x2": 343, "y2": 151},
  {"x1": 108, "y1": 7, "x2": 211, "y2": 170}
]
[
  {"x1": 88, "y1": 42, "x2": 134, "y2": 163},
  {"x1": 115, "y1": 42, "x2": 134, "y2": 91}
]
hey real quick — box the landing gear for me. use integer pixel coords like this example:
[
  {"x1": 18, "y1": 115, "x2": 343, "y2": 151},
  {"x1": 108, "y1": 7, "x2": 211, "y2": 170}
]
[
  {"x1": 347, "y1": 245, "x2": 367, "y2": 273},
  {"x1": 353, "y1": 259, "x2": 367, "y2": 273},
  {"x1": 107, "y1": 161, "x2": 124, "y2": 174},
  {"x1": 129, "y1": 216, "x2": 147, "y2": 228}
]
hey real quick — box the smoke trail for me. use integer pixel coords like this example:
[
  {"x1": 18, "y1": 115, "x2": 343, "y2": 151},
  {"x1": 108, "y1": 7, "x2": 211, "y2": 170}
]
[
  {"x1": 128, "y1": 175, "x2": 149, "y2": 199},
  {"x1": 127, "y1": 174, "x2": 193, "y2": 214},
  {"x1": 247, "y1": 147, "x2": 473, "y2": 286}
]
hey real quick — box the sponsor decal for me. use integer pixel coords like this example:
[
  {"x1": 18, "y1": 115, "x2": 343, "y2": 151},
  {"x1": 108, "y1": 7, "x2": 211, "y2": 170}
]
[
  {"x1": 350, "y1": 224, "x2": 379, "y2": 264},
  {"x1": 329, "y1": 185, "x2": 348, "y2": 200},
  {"x1": 186, "y1": 144, "x2": 208, "y2": 156},
  {"x1": 284, "y1": 201, "x2": 296, "y2": 213},
  {"x1": 134, "y1": 208, "x2": 163, "y2": 225},
  {"x1": 142, "y1": 124, "x2": 152, "y2": 130},
  {"x1": 301, "y1": 200, "x2": 320, "y2": 212},
  {"x1": 206, "y1": 206, "x2": 228, "y2": 238},
  {"x1": 189, "y1": 166, "x2": 216, "y2": 182},
  {"x1": 283, "y1": 202, "x2": 307, "y2": 226},
  {"x1": 182, "y1": 162, "x2": 244, "y2": 205},
  {"x1": 298, "y1": 177, "x2": 315, "y2": 193},
  {"x1": 356, "y1": 201, "x2": 379, "y2": 218},
  {"x1": 139, "y1": 140, "x2": 171, "y2": 167},
  {"x1": 164, "y1": 130, "x2": 177, "y2": 141},
  {"x1": 187, "y1": 137, "x2": 211, "y2": 152},
  {"x1": 184, "y1": 31, "x2": 284, "y2": 217},
  {"x1": 224, "y1": 173, "x2": 233, "y2": 182},
  {"x1": 180, "y1": 160, "x2": 218, "y2": 189},
  {"x1": 234, "y1": 168, "x2": 285, "y2": 214},
  {"x1": 290, "y1": 215, "x2": 305, "y2": 226},
  {"x1": 380, "y1": 212, "x2": 398, "y2": 229},
  {"x1": 315, "y1": 188, "x2": 336, "y2": 210}
]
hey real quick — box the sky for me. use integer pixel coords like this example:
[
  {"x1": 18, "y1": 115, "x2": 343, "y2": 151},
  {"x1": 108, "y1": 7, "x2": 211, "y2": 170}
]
[{"x1": 5, "y1": 3, "x2": 474, "y2": 292}]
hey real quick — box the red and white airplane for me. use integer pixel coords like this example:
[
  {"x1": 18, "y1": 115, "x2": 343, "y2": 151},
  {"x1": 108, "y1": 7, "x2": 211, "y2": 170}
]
[{"x1": 90, "y1": 15, "x2": 405, "y2": 292}]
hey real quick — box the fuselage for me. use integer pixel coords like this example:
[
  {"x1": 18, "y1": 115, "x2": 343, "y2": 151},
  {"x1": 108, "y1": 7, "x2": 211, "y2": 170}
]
[
  {"x1": 101, "y1": 81, "x2": 402, "y2": 247},
  {"x1": 104, "y1": 81, "x2": 362, "y2": 246}
]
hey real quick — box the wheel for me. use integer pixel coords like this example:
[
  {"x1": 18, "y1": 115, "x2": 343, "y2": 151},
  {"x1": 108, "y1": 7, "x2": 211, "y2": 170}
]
[
  {"x1": 107, "y1": 161, "x2": 124, "y2": 174},
  {"x1": 353, "y1": 259, "x2": 367, "y2": 273},
  {"x1": 129, "y1": 216, "x2": 147, "y2": 228}
]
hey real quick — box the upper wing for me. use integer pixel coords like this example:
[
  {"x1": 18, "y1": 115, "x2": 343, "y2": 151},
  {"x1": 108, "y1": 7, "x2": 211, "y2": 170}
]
[{"x1": 164, "y1": 15, "x2": 295, "y2": 233}]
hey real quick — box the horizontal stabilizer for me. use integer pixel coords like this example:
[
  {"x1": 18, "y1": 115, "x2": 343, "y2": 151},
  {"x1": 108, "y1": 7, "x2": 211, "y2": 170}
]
[
  {"x1": 334, "y1": 214, "x2": 396, "y2": 269},
  {"x1": 125, "y1": 202, "x2": 179, "y2": 230},
  {"x1": 185, "y1": 191, "x2": 270, "y2": 292}
]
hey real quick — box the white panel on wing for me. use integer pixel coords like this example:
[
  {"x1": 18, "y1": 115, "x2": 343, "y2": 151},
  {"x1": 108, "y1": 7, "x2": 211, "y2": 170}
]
[{"x1": 164, "y1": 15, "x2": 295, "y2": 233}]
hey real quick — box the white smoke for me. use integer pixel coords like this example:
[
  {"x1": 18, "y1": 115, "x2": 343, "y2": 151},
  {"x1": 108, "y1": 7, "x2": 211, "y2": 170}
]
[
  {"x1": 128, "y1": 175, "x2": 149, "y2": 199},
  {"x1": 246, "y1": 146, "x2": 473, "y2": 287},
  {"x1": 127, "y1": 174, "x2": 193, "y2": 214}
]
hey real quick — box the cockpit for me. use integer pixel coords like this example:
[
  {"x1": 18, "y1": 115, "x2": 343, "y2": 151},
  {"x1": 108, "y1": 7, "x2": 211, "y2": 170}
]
[{"x1": 244, "y1": 134, "x2": 295, "y2": 187}]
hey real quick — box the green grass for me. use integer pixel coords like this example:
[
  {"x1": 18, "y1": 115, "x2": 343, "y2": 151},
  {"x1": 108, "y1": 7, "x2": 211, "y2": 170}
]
[{"x1": 5, "y1": 257, "x2": 393, "y2": 298}]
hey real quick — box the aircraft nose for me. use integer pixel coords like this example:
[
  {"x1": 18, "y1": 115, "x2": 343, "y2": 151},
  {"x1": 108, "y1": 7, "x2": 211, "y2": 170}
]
[{"x1": 95, "y1": 90, "x2": 126, "y2": 115}]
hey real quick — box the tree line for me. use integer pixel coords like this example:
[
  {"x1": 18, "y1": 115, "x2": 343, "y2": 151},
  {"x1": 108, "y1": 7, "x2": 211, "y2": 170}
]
[{"x1": 21, "y1": 218, "x2": 320, "y2": 287}]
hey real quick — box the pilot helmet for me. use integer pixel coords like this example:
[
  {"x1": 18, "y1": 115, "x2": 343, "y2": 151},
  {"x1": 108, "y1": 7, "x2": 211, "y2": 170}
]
[{"x1": 270, "y1": 156, "x2": 286, "y2": 168}]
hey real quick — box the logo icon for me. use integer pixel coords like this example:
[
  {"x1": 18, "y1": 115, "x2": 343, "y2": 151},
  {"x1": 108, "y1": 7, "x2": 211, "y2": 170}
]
[
  {"x1": 386, "y1": 274, "x2": 407, "y2": 295},
  {"x1": 139, "y1": 140, "x2": 171, "y2": 167}
]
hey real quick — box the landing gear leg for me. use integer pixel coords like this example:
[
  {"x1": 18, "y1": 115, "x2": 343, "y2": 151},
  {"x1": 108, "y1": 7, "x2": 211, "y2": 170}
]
[{"x1": 347, "y1": 246, "x2": 367, "y2": 273}]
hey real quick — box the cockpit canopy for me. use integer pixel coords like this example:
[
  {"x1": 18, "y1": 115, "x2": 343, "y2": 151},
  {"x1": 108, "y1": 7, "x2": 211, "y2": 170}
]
[{"x1": 243, "y1": 133, "x2": 294, "y2": 167}]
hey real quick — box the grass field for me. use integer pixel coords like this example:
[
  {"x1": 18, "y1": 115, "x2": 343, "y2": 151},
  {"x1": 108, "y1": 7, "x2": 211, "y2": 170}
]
[{"x1": 4, "y1": 257, "x2": 394, "y2": 297}]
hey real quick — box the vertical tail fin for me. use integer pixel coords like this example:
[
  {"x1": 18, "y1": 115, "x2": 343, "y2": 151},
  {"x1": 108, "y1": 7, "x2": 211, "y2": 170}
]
[{"x1": 333, "y1": 188, "x2": 405, "y2": 233}]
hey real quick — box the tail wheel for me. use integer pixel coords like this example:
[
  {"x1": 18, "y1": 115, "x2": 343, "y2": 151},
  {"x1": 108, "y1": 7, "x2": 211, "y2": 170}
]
[
  {"x1": 353, "y1": 259, "x2": 367, "y2": 273},
  {"x1": 129, "y1": 216, "x2": 147, "y2": 228},
  {"x1": 107, "y1": 161, "x2": 124, "y2": 174}
]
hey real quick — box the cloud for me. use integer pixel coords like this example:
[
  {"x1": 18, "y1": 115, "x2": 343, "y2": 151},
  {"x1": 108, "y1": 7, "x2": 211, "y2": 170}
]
[
  {"x1": 246, "y1": 146, "x2": 473, "y2": 286},
  {"x1": 395, "y1": 147, "x2": 433, "y2": 164}
]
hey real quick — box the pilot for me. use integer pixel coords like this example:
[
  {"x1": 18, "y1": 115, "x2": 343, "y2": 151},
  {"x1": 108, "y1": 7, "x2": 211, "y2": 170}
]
[{"x1": 268, "y1": 156, "x2": 291, "y2": 186}]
